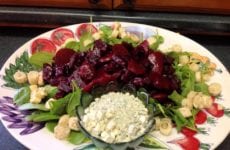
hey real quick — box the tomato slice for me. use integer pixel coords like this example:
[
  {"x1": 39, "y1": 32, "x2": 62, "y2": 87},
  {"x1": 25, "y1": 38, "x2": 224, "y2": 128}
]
[
  {"x1": 181, "y1": 127, "x2": 197, "y2": 137},
  {"x1": 195, "y1": 110, "x2": 207, "y2": 124},
  {"x1": 169, "y1": 137, "x2": 200, "y2": 150},
  {"x1": 76, "y1": 23, "x2": 98, "y2": 38},
  {"x1": 31, "y1": 38, "x2": 56, "y2": 54},
  {"x1": 51, "y1": 28, "x2": 74, "y2": 46},
  {"x1": 205, "y1": 103, "x2": 224, "y2": 118}
]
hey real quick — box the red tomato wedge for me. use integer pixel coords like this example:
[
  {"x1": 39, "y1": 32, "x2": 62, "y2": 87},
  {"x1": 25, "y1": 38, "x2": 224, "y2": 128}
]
[
  {"x1": 169, "y1": 136, "x2": 200, "y2": 150},
  {"x1": 51, "y1": 28, "x2": 74, "y2": 46},
  {"x1": 205, "y1": 103, "x2": 224, "y2": 118},
  {"x1": 76, "y1": 23, "x2": 98, "y2": 38},
  {"x1": 31, "y1": 38, "x2": 56, "y2": 54},
  {"x1": 181, "y1": 127, "x2": 197, "y2": 137},
  {"x1": 195, "y1": 110, "x2": 207, "y2": 124}
]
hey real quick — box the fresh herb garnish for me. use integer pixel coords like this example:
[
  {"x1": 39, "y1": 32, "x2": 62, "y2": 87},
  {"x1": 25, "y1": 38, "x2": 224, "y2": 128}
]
[{"x1": 3, "y1": 51, "x2": 38, "y2": 89}]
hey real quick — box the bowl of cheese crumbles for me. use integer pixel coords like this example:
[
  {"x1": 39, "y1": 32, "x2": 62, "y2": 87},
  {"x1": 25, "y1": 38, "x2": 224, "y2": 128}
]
[{"x1": 76, "y1": 92, "x2": 155, "y2": 150}]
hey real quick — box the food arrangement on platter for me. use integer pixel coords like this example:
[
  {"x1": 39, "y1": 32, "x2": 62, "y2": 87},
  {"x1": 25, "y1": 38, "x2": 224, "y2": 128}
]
[{"x1": 0, "y1": 22, "x2": 230, "y2": 150}]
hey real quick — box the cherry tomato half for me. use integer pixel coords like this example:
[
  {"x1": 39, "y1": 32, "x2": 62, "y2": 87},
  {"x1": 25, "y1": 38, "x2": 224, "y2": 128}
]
[
  {"x1": 51, "y1": 28, "x2": 74, "y2": 46},
  {"x1": 31, "y1": 38, "x2": 56, "y2": 54}
]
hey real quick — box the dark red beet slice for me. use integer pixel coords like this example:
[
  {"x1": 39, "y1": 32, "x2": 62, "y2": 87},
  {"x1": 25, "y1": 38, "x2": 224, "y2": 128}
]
[
  {"x1": 151, "y1": 92, "x2": 169, "y2": 103},
  {"x1": 148, "y1": 51, "x2": 164, "y2": 75},
  {"x1": 54, "y1": 48, "x2": 76, "y2": 66},
  {"x1": 128, "y1": 59, "x2": 145, "y2": 75},
  {"x1": 132, "y1": 40, "x2": 149, "y2": 60},
  {"x1": 112, "y1": 44, "x2": 130, "y2": 60},
  {"x1": 77, "y1": 63, "x2": 95, "y2": 82},
  {"x1": 83, "y1": 71, "x2": 120, "y2": 92}
]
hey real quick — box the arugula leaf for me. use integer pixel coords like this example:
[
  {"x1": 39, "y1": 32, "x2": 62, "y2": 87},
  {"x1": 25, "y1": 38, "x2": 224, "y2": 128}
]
[
  {"x1": 29, "y1": 51, "x2": 54, "y2": 68},
  {"x1": 13, "y1": 86, "x2": 30, "y2": 105},
  {"x1": 99, "y1": 25, "x2": 122, "y2": 45},
  {"x1": 194, "y1": 82, "x2": 210, "y2": 95},
  {"x1": 99, "y1": 24, "x2": 113, "y2": 36},
  {"x1": 171, "y1": 109, "x2": 188, "y2": 131},
  {"x1": 149, "y1": 35, "x2": 164, "y2": 50},
  {"x1": 18, "y1": 103, "x2": 48, "y2": 111},
  {"x1": 175, "y1": 65, "x2": 196, "y2": 97},
  {"x1": 168, "y1": 90, "x2": 184, "y2": 105},
  {"x1": 67, "y1": 131, "x2": 88, "y2": 145},
  {"x1": 122, "y1": 36, "x2": 139, "y2": 47}
]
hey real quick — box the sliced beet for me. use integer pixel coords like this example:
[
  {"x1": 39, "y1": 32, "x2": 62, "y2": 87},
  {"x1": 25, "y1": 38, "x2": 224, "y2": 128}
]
[
  {"x1": 68, "y1": 52, "x2": 85, "y2": 69},
  {"x1": 132, "y1": 77, "x2": 145, "y2": 87},
  {"x1": 54, "y1": 48, "x2": 76, "y2": 67},
  {"x1": 93, "y1": 39, "x2": 108, "y2": 53},
  {"x1": 112, "y1": 44, "x2": 129, "y2": 60},
  {"x1": 132, "y1": 40, "x2": 149, "y2": 60},
  {"x1": 77, "y1": 63, "x2": 95, "y2": 82},
  {"x1": 86, "y1": 48, "x2": 101, "y2": 66},
  {"x1": 128, "y1": 59, "x2": 145, "y2": 75},
  {"x1": 83, "y1": 71, "x2": 120, "y2": 92},
  {"x1": 148, "y1": 51, "x2": 164, "y2": 75},
  {"x1": 43, "y1": 63, "x2": 53, "y2": 82},
  {"x1": 151, "y1": 92, "x2": 169, "y2": 103}
]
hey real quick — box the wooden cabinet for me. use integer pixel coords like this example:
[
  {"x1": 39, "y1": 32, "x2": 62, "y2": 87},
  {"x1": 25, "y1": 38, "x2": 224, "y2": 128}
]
[
  {"x1": 114, "y1": 0, "x2": 230, "y2": 14},
  {"x1": 1, "y1": 0, "x2": 230, "y2": 14},
  {"x1": 0, "y1": 0, "x2": 112, "y2": 9}
]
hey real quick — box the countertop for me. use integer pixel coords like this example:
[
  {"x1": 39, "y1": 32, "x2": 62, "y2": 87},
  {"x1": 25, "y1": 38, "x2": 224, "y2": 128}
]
[{"x1": 0, "y1": 26, "x2": 230, "y2": 150}]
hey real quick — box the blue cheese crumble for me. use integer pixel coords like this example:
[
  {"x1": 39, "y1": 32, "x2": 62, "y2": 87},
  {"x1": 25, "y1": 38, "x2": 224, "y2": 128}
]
[{"x1": 81, "y1": 92, "x2": 150, "y2": 143}]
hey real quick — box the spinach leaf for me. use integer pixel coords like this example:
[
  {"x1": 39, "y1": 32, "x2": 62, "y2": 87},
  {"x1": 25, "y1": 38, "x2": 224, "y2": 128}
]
[
  {"x1": 29, "y1": 51, "x2": 54, "y2": 68},
  {"x1": 44, "y1": 85, "x2": 58, "y2": 98},
  {"x1": 18, "y1": 103, "x2": 48, "y2": 111},
  {"x1": 27, "y1": 112, "x2": 59, "y2": 122},
  {"x1": 67, "y1": 131, "x2": 88, "y2": 145},
  {"x1": 65, "y1": 41, "x2": 80, "y2": 52},
  {"x1": 79, "y1": 32, "x2": 94, "y2": 51},
  {"x1": 81, "y1": 92, "x2": 93, "y2": 109},
  {"x1": 50, "y1": 93, "x2": 72, "y2": 115},
  {"x1": 13, "y1": 86, "x2": 31, "y2": 105},
  {"x1": 67, "y1": 86, "x2": 81, "y2": 116},
  {"x1": 45, "y1": 121, "x2": 58, "y2": 133}
]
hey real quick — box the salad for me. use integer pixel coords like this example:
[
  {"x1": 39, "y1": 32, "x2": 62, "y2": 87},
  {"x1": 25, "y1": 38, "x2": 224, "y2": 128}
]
[{"x1": 0, "y1": 22, "x2": 229, "y2": 150}]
